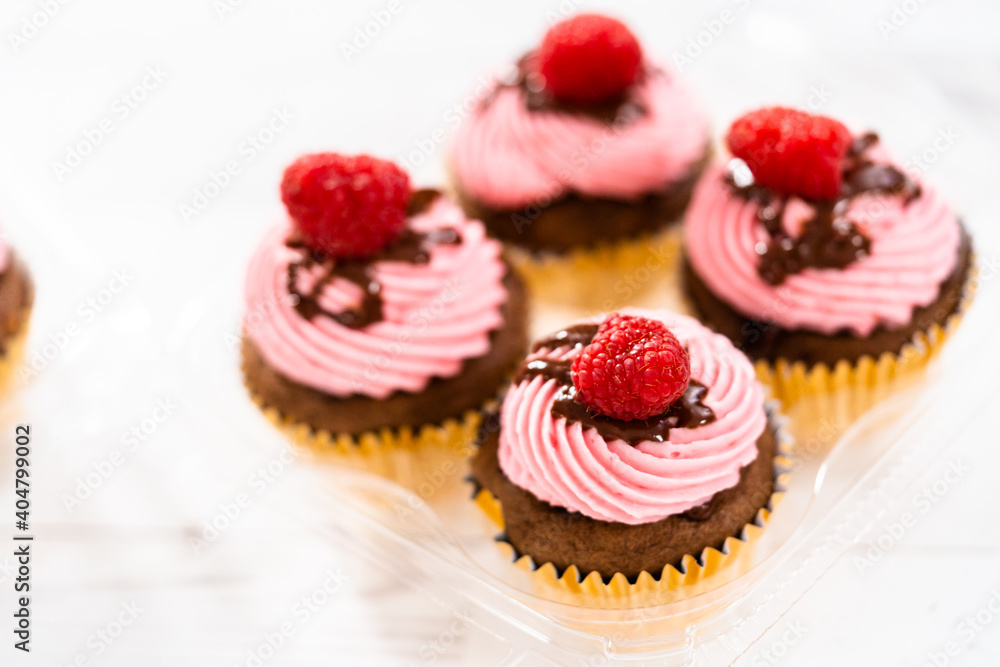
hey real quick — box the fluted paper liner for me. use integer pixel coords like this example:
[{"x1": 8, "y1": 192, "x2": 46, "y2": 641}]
[
  {"x1": 474, "y1": 410, "x2": 791, "y2": 609},
  {"x1": 0, "y1": 308, "x2": 32, "y2": 393},
  {"x1": 248, "y1": 385, "x2": 489, "y2": 493},
  {"x1": 755, "y1": 258, "x2": 977, "y2": 424},
  {"x1": 508, "y1": 227, "x2": 683, "y2": 314}
]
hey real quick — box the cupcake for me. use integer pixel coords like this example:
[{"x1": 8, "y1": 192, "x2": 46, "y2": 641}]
[
  {"x1": 449, "y1": 14, "x2": 709, "y2": 307},
  {"x1": 472, "y1": 310, "x2": 778, "y2": 602},
  {"x1": 241, "y1": 153, "x2": 529, "y2": 474},
  {"x1": 684, "y1": 108, "x2": 973, "y2": 405},
  {"x1": 0, "y1": 232, "x2": 32, "y2": 383}
]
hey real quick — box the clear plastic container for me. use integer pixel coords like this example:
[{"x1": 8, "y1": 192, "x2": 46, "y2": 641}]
[
  {"x1": 3, "y1": 4, "x2": 996, "y2": 661},
  {"x1": 170, "y1": 246, "x2": 998, "y2": 666}
]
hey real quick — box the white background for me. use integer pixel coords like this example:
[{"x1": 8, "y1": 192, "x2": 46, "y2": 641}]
[{"x1": 1, "y1": 0, "x2": 1000, "y2": 665}]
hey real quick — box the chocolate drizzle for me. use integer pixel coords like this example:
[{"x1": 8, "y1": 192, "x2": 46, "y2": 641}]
[
  {"x1": 530, "y1": 323, "x2": 600, "y2": 353},
  {"x1": 728, "y1": 133, "x2": 921, "y2": 285},
  {"x1": 482, "y1": 52, "x2": 649, "y2": 125},
  {"x1": 516, "y1": 325, "x2": 716, "y2": 446},
  {"x1": 284, "y1": 189, "x2": 460, "y2": 329},
  {"x1": 552, "y1": 382, "x2": 715, "y2": 446}
]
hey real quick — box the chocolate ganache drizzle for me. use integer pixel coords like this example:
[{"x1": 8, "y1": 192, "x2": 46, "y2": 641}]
[
  {"x1": 480, "y1": 53, "x2": 650, "y2": 125},
  {"x1": 284, "y1": 189, "x2": 460, "y2": 329},
  {"x1": 728, "y1": 133, "x2": 921, "y2": 285},
  {"x1": 517, "y1": 324, "x2": 716, "y2": 446}
]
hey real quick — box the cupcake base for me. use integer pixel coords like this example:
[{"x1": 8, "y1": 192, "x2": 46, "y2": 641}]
[
  {"x1": 241, "y1": 266, "x2": 529, "y2": 435},
  {"x1": 681, "y1": 228, "x2": 973, "y2": 366},
  {"x1": 0, "y1": 254, "x2": 34, "y2": 389},
  {"x1": 471, "y1": 422, "x2": 777, "y2": 581},
  {"x1": 505, "y1": 226, "x2": 685, "y2": 320},
  {"x1": 0, "y1": 254, "x2": 33, "y2": 354},
  {"x1": 454, "y1": 148, "x2": 711, "y2": 254}
]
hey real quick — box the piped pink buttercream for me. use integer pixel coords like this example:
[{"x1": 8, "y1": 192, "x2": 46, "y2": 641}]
[
  {"x1": 244, "y1": 197, "x2": 509, "y2": 399},
  {"x1": 685, "y1": 149, "x2": 962, "y2": 337},
  {"x1": 449, "y1": 66, "x2": 708, "y2": 210},
  {"x1": 498, "y1": 310, "x2": 767, "y2": 525}
]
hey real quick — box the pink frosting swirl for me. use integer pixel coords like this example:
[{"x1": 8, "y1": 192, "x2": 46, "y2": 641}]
[
  {"x1": 498, "y1": 309, "x2": 767, "y2": 525},
  {"x1": 449, "y1": 65, "x2": 708, "y2": 210},
  {"x1": 685, "y1": 147, "x2": 963, "y2": 337},
  {"x1": 244, "y1": 196, "x2": 509, "y2": 399}
]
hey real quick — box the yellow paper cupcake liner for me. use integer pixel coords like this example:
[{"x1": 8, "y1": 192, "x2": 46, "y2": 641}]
[
  {"x1": 474, "y1": 419, "x2": 792, "y2": 609},
  {"x1": 755, "y1": 258, "x2": 977, "y2": 424},
  {"x1": 508, "y1": 226, "x2": 684, "y2": 316},
  {"x1": 0, "y1": 309, "x2": 32, "y2": 394},
  {"x1": 248, "y1": 386, "x2": 490, "y2": 495}
]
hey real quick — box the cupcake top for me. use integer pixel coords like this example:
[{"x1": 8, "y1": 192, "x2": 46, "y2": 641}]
[
  {"x1": 498, "y1": 309, "x2": 767, "y2": 526},
  {"x1": 449, "y1": 14, "x2": 708, "y2": 210},
  {"x1": 685, "y1": 107, "x2": 963, "y2": 337},
  {"x1": 244, "y1": 153, "x2": 509, "y2": 400}
]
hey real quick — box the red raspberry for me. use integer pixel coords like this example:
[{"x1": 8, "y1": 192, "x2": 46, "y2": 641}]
[
  {"x1": 281, "y1": 153, "x2": 411, "y2": 259},
  {"x1": 726, "y1": 107, "x2": 852, "y2": 200},
  {"x1": 571, "y1": 314, "x2": 691, "y2": 421},
  {"x1": 538, "y1": 14, "x2": 643, "y2": 106}
]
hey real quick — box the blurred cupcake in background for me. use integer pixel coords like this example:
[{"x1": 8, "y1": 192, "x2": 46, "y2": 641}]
[
  {"x1": 449, "y1": 13, "x2": 710, "y2": 310},
  {"x1": 241, "y1": 153, "x2": 528, "y2": 485},
  {"x1": 683, "y1": 107, "x2": 974, "y2": 414},
  {"x1": 0, "y1": 228, "x2": 33, "y2": 387}
]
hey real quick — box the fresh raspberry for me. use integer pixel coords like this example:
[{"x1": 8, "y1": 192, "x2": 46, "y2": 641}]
[
  {"x1": 571, "y1": 314, "x2": 691, "y2": 421},
  {"x1": 726, "y1": 107, "x2": 852, "y2": 200},
  {"x1": 538, "y1": 14, "x2": 643, "y2": 106},
  {"x1": 281, "y1": 153, "x2": 411, "y2": 259}
]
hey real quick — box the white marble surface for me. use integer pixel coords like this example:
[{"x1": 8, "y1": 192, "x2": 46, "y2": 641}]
[{"x1": 1, "y1": 0, "x2": 999, "y2": 664}]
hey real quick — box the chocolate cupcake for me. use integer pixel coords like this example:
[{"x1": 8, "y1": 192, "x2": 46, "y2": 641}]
[
  {"x1": 448, "y1": 14, "x2": 710, "y2": 308},
  {"x1": 242, "y1": 153, "x2": 528, "y2": 476},
  {"x1": 683, "y1": 108, "x2": 973, "y2": 406},
  {"x1": 472, "y1": 310, "x2": 779, "y2": 603},
  {"x1": 0, "y1": 231, "x2": 33, "y2": 385}
]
